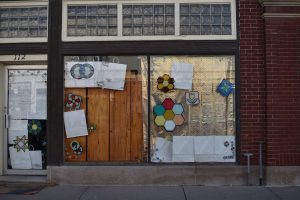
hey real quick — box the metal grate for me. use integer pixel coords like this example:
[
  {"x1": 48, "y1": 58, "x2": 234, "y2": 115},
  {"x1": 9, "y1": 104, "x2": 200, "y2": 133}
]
[
  {"x1": 180, "y1": 4, "x2": 232, "y2": 35},
  {"x1": 67, "y1": 5, "x2": 118, "y2": 36},
  {"x1": 0, "y1": 6, "x2": 48, "y2": 38}
]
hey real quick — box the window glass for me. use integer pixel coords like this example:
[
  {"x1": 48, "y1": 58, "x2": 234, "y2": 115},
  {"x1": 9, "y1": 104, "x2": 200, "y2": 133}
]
[
  {"x1": 149, "y1": 56, "x2": 236, "y2": 162},
  {"x1": 67, "y1": 5, "x2": 118, "y2": 36},
  {"x1": 122, "y1": 4, "x2": 175, "y2": 36},
  {"x1": 180, "y1": 4, "x2": 231, "y2": 35},
  {"x1": 0, "y1": 6, "x2": 48, "y2": 38}
]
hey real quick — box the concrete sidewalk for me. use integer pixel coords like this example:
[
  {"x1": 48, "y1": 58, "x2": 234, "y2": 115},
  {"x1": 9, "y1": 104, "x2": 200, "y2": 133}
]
[{"x1": 1, "y1": 185, "x2": 300, "y2": 200}]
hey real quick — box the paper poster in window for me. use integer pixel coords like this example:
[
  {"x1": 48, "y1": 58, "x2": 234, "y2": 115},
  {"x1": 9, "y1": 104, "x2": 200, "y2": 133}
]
[
  {"x1": 171, "y1": 63, "x2": 193, "y2": 90},
  {"x1": 99, "y1": 62, "x2": 127, "y2": 90},
  {"x1": 65, "y1": 62, "x2": 96, "y2": 88},
  {"x1": 64, "y1": 109, "x2": 88, "y2": 138}
]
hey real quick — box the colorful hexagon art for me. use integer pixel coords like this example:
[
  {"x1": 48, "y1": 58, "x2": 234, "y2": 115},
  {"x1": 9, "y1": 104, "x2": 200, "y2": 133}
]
[
  {"x1": 173, "y1": 115, "x2": 185, "y2": 126},
  {"x1": 153, "y1": 105, "x2": 165, "y2": 116},
  {"x1": 162, "y1": 98, "x2": 175, "y2": 110},
  {"x1": 217, "y1": 79, "x2": 234, "y2": 97},
  {"x1": 157, "y1": 74, "x2": 175, "y2": 93},
  {"x1": 153, "y1": 98, "x2": 185, "y2": 132},
  {"x1": 65, "y1": 93, "x2": 82, "y2": 110},
  {"x1": 164, "y1": 110, "x2": 175, "y2": 120},
  {"x1": 155, "y1": 116, "x2": 166, "y2": 126},
  {"x1": 186, "y1": 91, "x2": 200, "y2": 105},
  {"x1": 164, "y1": 120, "x2": 176, "y2": 131},
  {"x1": 172, "y1": 104, "x2": 184, "y2": 115}
]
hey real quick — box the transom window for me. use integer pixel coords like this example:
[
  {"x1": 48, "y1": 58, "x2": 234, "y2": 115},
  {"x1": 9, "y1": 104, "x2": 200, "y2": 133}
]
[
  {"x1": 62, "y1": 0, "x2": 236, "y2": 41},
  {"x1": 0, "y1": 1, "x2": 48, "y2": 43}
]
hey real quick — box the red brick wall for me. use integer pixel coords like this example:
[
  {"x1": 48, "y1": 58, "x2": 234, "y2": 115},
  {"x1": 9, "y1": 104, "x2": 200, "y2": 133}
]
[
  {"x1": 239, "y1": 0, "x2": 300, "y2": 166},
  {"x1": 265, "y1": 17, "x2": 300, "y2": 166},
  {"x1": 239, "y1": 0, "x2": 266, "y2": 165}
]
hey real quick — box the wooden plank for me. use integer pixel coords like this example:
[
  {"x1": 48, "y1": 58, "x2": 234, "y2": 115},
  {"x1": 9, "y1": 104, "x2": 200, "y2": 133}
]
[
  {"x1": 64, "y1": 88, "x2": 87, "y2": 162},
  {"x1": 109, "y1": 73, "x2": 131, "y2": 161},
  {"x1": 87, "y1": 88, "x2": 110, "y2": 161},
  {"x1": 130, "y1": 72, "x2": 144, "y2": 161}
]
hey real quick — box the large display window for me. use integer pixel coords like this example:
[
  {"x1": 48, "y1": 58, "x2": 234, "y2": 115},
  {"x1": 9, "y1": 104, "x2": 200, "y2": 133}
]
[{"x1": 63, "y1": 55, "x2": 235, "y2": 163}]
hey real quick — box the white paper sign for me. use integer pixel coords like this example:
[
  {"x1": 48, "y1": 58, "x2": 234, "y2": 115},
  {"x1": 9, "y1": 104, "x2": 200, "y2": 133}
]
[
  {"x1": 151, "y1": 137, "x2": 172, "y2": 162},
  {"x1": 101, "y1": 63, "x2": 127, "y2": 90},
  {"x1": 64, "y1": 110, "x2": 88, "y2": 138},
  {"x1": 8, "y1": 130, "x2": 28, "y2": 144},
  {"x1": 171, "y1": 63, "x2": 193, "y2": 90},
  {"x1": 65, "y1": 61, "x2": 127, "y2": 90},
  {"x1": 9, "y1": 147, "x2": 32, "y2": 169},
  {"x1": 9, "y1": 120, "x2": 28, "y2": 130},
  {"x1": 172, "y1": 136, "x2": 195, "y2": 162},
  {"x1": 194, "y1": 136, "x2": 235, "y2": 162}
]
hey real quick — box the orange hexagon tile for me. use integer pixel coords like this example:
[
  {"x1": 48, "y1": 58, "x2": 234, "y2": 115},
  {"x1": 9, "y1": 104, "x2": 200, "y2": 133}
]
[{"x1": 173, "y1": 115, "x2": 185, "y2": 126}]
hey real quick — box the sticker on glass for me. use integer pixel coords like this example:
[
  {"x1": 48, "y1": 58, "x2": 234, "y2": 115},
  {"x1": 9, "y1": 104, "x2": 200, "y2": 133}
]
[{"x1": 185, "y1": 91, "x2": 200, "y2": 105}]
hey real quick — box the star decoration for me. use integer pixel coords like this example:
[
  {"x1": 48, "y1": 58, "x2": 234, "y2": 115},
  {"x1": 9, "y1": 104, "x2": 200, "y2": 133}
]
[
  {"x1": 13, "y1": 135, "x2": 29, "y2": 152},
  {"x1": 217, "y1": 79, "x2": 234, "y2": 97}
]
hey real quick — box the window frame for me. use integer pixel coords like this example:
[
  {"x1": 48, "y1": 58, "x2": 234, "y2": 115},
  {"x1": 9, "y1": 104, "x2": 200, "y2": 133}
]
[
  {"x1": 62, "y1": 0, "x2": 237, "y2": 41},
  {"x1": 0, "y1": 1, "x2": 48, "y2": 43}
]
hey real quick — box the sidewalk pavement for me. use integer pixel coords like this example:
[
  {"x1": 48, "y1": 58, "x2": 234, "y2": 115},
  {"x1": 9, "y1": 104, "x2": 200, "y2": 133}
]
[{"x1": 1, "y1": 185, "x2": 300, "y2": 200}]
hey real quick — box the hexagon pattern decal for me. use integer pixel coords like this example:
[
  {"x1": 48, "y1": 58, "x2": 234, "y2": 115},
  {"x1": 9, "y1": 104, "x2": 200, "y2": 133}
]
[
  {"x1": 153, "y1": 98, "x2": 185, "y2": 132},
  {"x1": 157, "y1": 74, "x2": 175, "y2": 93}
]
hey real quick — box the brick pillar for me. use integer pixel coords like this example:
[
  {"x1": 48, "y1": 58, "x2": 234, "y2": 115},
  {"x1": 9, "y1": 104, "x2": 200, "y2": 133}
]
[{"x1": 262, "y1": 1, "x2": 300, "y2": 166}]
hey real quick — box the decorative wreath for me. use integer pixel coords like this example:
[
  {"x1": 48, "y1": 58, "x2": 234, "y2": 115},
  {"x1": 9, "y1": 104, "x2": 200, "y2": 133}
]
[
  {"x1": 28, "y1": 120, "x2": 42, "y2": 136},
  {"x1": 65, "y1": 93, "x2": 82, "y2": 110},
  {"x1": 157, "y1": 74, "x2": 175, "y2": 93}
]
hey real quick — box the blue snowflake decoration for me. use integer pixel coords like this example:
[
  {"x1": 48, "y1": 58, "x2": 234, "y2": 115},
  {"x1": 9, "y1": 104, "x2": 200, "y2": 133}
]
[{"x1": 217, "y1": 79, "x2": 234, "y2": 97}]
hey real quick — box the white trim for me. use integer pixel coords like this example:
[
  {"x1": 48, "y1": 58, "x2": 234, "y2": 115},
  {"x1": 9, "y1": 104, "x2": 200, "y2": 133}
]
[
  {"x1": 3, "y1": 64, "x2": 47, "y2": 176},
  {"x1": 263, "y1": 13, "x2": 300, "y2": 17},
  {"x1": 260, "y1": 1, "x2": 300, "y2": 6},
  {"x1": 0, "y1": 1, "x2": 48, "y2": 44},
  {"x1": 62, "y1": 0, "x2": 237, "y2": 41},
  {"x1": 117, "y1": 3, "x2": 123, "y2": 36},
  {"x1": 0, "y1": 54, "x2": 47, "y2": 62}
]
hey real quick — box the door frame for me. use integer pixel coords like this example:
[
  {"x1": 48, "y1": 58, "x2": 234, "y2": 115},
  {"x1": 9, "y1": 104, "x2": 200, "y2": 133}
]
[{"x1": 3, "y1": 65, "x2": 47, "y2": 175}]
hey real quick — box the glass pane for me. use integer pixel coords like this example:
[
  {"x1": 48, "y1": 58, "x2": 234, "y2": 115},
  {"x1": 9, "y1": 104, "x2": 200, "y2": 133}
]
[
  {"x1": 63, "y1": 56, "x2": 148, "y2": 162},
  {"x1": 7, "y1": 69, "x2": 47, "y2": 170},
  {"x1": 180, "y1": 3, "x2": 231, "y2": 36},
  {"x1": 67, "y1": 4, "x2": 117, "y2": 37},
  {"x1": 149, "y1": 56, "x2": 235, "y2": 163},
  {"x1": 123, "y1": 4, "x2": 175, "y2": 36},
  {"x1": 0, "y1": 6, "x2": 48, "y2": 38}
]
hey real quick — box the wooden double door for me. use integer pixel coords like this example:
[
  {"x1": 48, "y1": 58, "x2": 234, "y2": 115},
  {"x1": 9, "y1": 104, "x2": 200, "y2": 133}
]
[{"x1": 64, "y1": 72, "x2": 143, "y2": 162}]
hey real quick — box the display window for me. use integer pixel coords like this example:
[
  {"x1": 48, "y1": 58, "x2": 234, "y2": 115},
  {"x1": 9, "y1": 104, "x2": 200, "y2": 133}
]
[{"x1": 63, "y1": 55, "x2": 235, "y2": 163}]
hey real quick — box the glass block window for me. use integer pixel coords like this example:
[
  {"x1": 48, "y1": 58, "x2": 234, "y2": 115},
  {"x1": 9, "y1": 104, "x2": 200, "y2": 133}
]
[
  {"x1": 67, "y1": 5, "x2": 118, "y2": 36},
  {"x1": 122, "y1": 4, "x2": 175, "y2": 36},
  {"x1": 0, "y1": 6, "x2": 48, "y2": 38},
  {"x1": 180, "y1": 4, "x2": 231, "y2": 35}
]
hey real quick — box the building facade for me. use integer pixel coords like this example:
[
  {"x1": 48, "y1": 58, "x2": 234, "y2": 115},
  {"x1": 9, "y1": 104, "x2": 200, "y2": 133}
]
[{"x1": 0, "y1": 0, "x2": 299, "y2": 185}]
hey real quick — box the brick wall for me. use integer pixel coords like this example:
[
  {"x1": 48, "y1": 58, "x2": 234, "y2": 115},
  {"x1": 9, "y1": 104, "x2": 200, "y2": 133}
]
[
  {"x1": 239, "y1": 0, "x2": 300, "y2": 166},
  {"x1": 239, "y1": 0, "x2": 266, "y2": 165},
  {"x1": 265, "y1": 17, "x2": 300, "y2": 166}
]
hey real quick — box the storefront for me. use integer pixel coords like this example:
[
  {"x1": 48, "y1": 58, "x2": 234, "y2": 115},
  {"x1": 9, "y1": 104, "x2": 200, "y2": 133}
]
[{"x1": 1, "y1": 0, "x2": 299, "y2": 185}]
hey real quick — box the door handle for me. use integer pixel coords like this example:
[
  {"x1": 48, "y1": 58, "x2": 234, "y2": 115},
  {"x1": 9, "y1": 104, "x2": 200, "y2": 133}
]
[{"x1": 4, "y1": 114, "x2": 9, "y2": 129}]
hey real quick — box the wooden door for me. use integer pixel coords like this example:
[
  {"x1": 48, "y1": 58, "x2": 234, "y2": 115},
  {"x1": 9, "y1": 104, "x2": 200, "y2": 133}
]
[{"x1": 64, "y1": 71, "x2": 143, "y2": 162}]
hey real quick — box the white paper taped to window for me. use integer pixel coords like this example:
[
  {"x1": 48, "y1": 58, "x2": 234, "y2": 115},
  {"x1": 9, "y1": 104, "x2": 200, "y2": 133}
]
[
  {"x1": 64, "y1": 109, "x2": 88, "y2": 138},
  {"x1": 171, "y1": 63, "x2": 193, "y2": 90},
  {"x1": 151, "y1": 137, "x2": 172, "y2": 162},
  {"x1": 172, "y1": 136, "x2": 195, "y2": 162},
  {"x1": 9, "y1": 147, "x2": 32, "y2": 169},
  {"x1": 65, "y1": 61, "x2": 127, "y2": 90}
]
